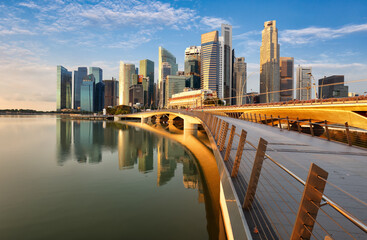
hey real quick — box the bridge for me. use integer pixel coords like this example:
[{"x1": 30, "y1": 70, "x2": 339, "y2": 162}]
[{"x1": 114, "y1": 103, "x2": 367, "y2": 240}]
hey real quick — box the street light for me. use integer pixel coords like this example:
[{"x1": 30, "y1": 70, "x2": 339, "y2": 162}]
[{"x1": 306, "y1": 72, "x2": 318, "y2": 99}]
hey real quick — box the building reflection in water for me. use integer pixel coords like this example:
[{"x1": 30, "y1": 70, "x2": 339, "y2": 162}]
[{"x1": 56, "y1": 118, "x2": 202, "y2": 198}]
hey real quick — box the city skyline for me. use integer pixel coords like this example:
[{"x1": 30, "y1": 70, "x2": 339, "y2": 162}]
[{"x1": 1, "y1": 0, "x2": 367, "y2": 110}]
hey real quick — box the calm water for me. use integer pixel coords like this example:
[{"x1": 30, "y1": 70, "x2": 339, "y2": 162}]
[{"x1": 0, "y1": 116, "x2": 222, "y2": 239}]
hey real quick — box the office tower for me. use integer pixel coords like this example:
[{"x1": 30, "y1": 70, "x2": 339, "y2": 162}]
[
  {"x1": 296, "y1": 66, "x2": 312, "y2": 100},
  {"x1": 89, "y1": 67, "x2": 104, "y2": 111},
  {"x1": 103, "y1": 77, "x2": 118, "y2": 107},
  {"x1": 56, "y1": 65, "x2": 72, "y2": 111},
  {"x1": 119, "y1": 61, "x2": 135, "y2": 105},
  {"x1": 165, "y1": 75, "x2": 188, "y2": 107},
  {"x1": 139, "y1": 59, "x2": 154, "y2": 107},
  {"x1": 279, "y1": 57, "x2": 294, "y2": 101},
  {"x1": 184, "y1": 46, "x2": 201, "y2": 89},
  {"x1": 73, "y1": 67, "x2": 87, "y2": 110},
  {"x1": 158, "y1": 47, "x2": 178, "y2": 108},
  {"x1": 318, "y1": 75, "x2": 348, "y2": 99},
  {"x1": 80, "y1": 74, "x2": 95, "y2": 112},
  {"x1": 129, "y1": 84, "x2": 144, "y2": 106},
  {"x1": 201, "y1": 31, "x2": 219, "y2": 93},
  {"x1": 131, "y1": 73, "x2": 139, "y2": 85},
  {"x1": 231, "y1": 49, "x2": 236, "y2": 105},
  {"x1": 218, "y1": 36, "x2": 224, "y2": 99},
  {"x1": 135, "y1": 67, "x2": 139, "y2": 74},
  {"x1": 159, "y1": 62, "x2": 172, "y2": 108},
  {"x1": 260, "y1": 20, "x2": 280, "y2": 103},
  {"x1": 221, "y1": 24, "x2": 232, "y2": 104},
  {"x1": 141, "y1": 77, "x2": 149, "y2": 106},
  {"x1": 233, "y1": 57, "x2": 247, "y2": 105}
]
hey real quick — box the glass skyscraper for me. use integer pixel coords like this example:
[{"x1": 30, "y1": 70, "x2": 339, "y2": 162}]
[
  {"x1": 279, "y1": 57, "x2": 294, "y2": 102},
  {"x1": 139, "y1": 59, "x2": 154, "y2": 107},
  {"x1": 184, "y1": 46, "x2": 201, "y2": 90},
  {"x1": 158, "y1": 47, "x2": 178, "y2": 107},
  {"x1": 80, "y1": 74, "x2": 95, "y2": 112},
  {"x1": 89, "y1": 67, "x2": 104, "y2": 111},
  {"x1": 73, "y1": 67, "x2": 88, "y2": 110},
  {"x1": 56, "y1": 65, "x2": 72, "y2": 111},
  {"x1": 221, "y1": 24, "x2": 232, "y2": 105},
  {"x1": 165, "y1": 75, "x2": 188, "y2": 107},
  {"x1": 201, "y1": 31, "x2": 219, "y2": 93}
]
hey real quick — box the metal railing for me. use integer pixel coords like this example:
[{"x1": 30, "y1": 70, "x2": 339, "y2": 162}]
[
  {"x1": 182, "y1": 111, "x2": 367, "y2": 239},
  {"x1": 222, "y1": 112, "x2": 367, "y2": 149}
]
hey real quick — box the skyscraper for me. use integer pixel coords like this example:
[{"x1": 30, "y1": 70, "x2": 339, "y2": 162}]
[
  {"x1": 218, "y1": 36, "x2": 224, "y2": 99},
  {"x1": 201, "y1": 31, "x2": 219, "y2": 93},
  {"x1": 260, "y1": 20, "x2": 280, "y2": 103},
  {"x1": 139, "y1": 59, "x2": 154, "y2": 107},
  {"x1": 165, "y1": 75, "x2": 188, "y2": 107},
  {"x1": 119, "y1": 61, "x2": 135, "y2": 105},
  {"x1": 56, "y1": 65, "x2": 72, "y2": 111},
  {"x1": 184, "y1": 46, "x2": 201, "y2": 90},
  {"x1": 80, "y1": 74, "x2": 95, "y2": 112},
  {"x1": 318, "y1": 75, "x2": 348, "y2": 99},
  {"x1": 221, "y1": 24, "x2": 232, "y2": 105},
  {"x1": 158, "y1": 47, "x2": 178, "y2": 108},
  {"x1": 279, "y1": 57, "x2": 294, "y2": 101},
  {"x1": 103, "y1": 77, "x2": 118, "y2": 107},
  {"x1": 160, "y1": 62, "x2": 172, "y2": 108},
  {"x1": 233, "y1": 57, "x2": 247, "y2": 105},
  {"x1": 296, "y1": 66, "x2": 312, "y2": 100},
  {"x1": 89, "y1": 67, "x2": 104, "y2": 111},
  {"x1": 73, "y1": 67, "x2": 87, "y2": 110}
]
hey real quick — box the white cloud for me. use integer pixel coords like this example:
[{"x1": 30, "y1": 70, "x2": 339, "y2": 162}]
[
  {"x1": 200, "y1": 16, "x2": 230, "y2": 29},
  {"x1": 280, "y1": 23, "x2": 367, "y2": 44}
]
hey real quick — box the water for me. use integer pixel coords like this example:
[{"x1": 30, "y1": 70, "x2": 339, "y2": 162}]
[{"x1": 0, "y1": 116, "x2": 223, "y2": 239}]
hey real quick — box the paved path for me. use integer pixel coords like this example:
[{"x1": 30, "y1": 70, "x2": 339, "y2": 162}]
[{"x1": 217, "y1": 115, "x2": 367, "y2": 239}]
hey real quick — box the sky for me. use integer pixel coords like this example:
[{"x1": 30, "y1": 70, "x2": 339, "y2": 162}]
[{"x1": 1, "y1": 0, "x2": 367, "y2": 111}]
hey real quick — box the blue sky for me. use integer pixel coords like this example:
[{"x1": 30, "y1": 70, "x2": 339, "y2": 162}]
[{"x1": 1, "y1": 0, "x2": 367, "y2": 110}]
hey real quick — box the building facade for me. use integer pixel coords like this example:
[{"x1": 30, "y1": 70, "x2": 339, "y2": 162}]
[
  {"x1": 56, "y1": 65, "x2": 72, "y2": 111},
  {"x1": 129, "y1": 84, "x2": 144, "y2": 106},
  {"x1": 318, "y1": 75, "x2": 348, "y2": 99},
  {"x1": 165, "y1": 75, "x2": 188, "y2": 107},
  {"x1": 221, "y1": 24, "x2": 232, "y2": 105},
  {"x1": 80, "y1": 74, "x2": 95, "y2": 112},
  {"x1": 119, "y1": 61, "x2": 135, "y2": 106},
  {"x1": 184, "y1": 46, "x2": 201, "y2": 90},
  {"x1": 168, "y1": 89, "x2": 217, "y2": 109},
  {"x1": 139, "y1": 59, "x2": 154, "y2": 107},
  {"x1": 201, "y1": 31, "x2": 219, "y2": 93},
  {"x1": 233, "y1": 57, "x2": 247, "y2": 105},
  {"x1": 260, "y1": 20, "x2": 280, "y2": 103},
  {"x1": 73, "y1": 67, "x2": 87, "y2": 110},
  {"x1": 158, "y1": 47, "x2": 178, "y2": 107},
  {"x1": 279, "y1": 57, "x2": 294, "y2": 101},
  {"x1": 296, "y1": 66, "x2": 312, "y2": 100},
  {"x1": 103, "y1": 78, "x2": 118, "y2": 108}
]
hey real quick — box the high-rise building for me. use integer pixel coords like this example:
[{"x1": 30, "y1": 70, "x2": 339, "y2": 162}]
[
  {"x1": 184, "y1": 46, "x2": 201, "y2": 90},
  {"x1": 218, "y1": 36, "x2": 224, "y2": 99},
  {"x1": 233, "y1": 57, "x2": 247, "y2": 105},
  {"x1": 260, "y1": 20, "x2": 280, "y2": 103},
  {"x1": 165, "y1": 75, "x2": 188, "y2": 107},
  {"x1": 318, "y1": 75, "x2": 348, "y2": 99},
  {"x1": 139, "y1": 59, "x2": 154, "y2": 107},
  {"x1": 103, "y1": 77, "x2": 118, "y2": 107},
  {"x1": 296, "y1": 66, "x2": 312, "y2": 100},
  {"x1": 89, "y1": 67, "x2": 104, "y2": 111},
  {"x1": 80, "y1": 74, "x2": 95, "y2": 112},
  {"x1": 129, "y1": 84, "x2": 144, "y2": 106},
  {"x1": 158, "y1": 47, "x2": 178, "y2": 108},
  {"x1": 119, "y1": 61, "x2": 135, "y2": 105},
  {"x1": 73, "y1": 67, "x2": 87, "y2": 110},
  {"x1": 279, "y1": 57, "x2": 294, "y2": 101},
  {"x1": 56, "y1": 65, "x2": 72, "y2": 111},
  {"x1": 159, "y1": 62, "x2": 172, "y2": 107},
  {"x1": 221, "y1": 24, "x2": 232, "y2": 105},
  {"x1": 201, "y1": 31, "x2": 219, "y2": 93}
]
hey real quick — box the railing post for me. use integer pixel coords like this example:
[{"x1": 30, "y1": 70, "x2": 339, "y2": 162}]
[
  {"x1": 246, "y1": 113, "x2": 249, "y2": 121},
  {"x1": 264, "y1": 114, "x2": 267, "y2": 125},
  {"x1": 254, "y1": 114, "x2": 257, "y2": 123},
  {"x1": 219, "y1": 122, "x2": 229, "y2": 150},
  {"x1": 309, "y1": 119, "x2": 314, "y2": 137},
  {"x1": 291, "y1": 163, "x2": 328, "y2": 240},
  {"x1": 215, "y1": 119, "x2": 222, "y2": 140},
  {"x1": 345, "y1": 122, "x2": 352, "y2": 146},
  {"x1": 271, "y1": 115, "x2": 275, "y2": 127},
  {"x1": 324, "y1": 120, "x2": 330, "y2": 141},
  {"x1": 297, "y1": 117, "x2": 301, "y2": 133},
  {"x1": 243, "y1": 138, "x2": 268, "y2": 210},
  {"x1": 259, "y1": 114, "x2": 262, "y2": 124},
  {"x1": 224, "y1": 125, "x2": 236, "y2": 161},
  {"x1": 231, "y1": 130, "x2": 247, "y2": 177},
  {"x1": 286, "y1": 116, "x2": 290, "y2": 131},
  {"x1": 210, "y1": 117, "x2": 216, "y2": 132},
  {"x1": 278, "y1": 116, "x2": 282, "y2": 129},
  {"x1": 250, "y1": 113, "x2": 253, "y2": 122},
  {"x1": 217, "y1": 121, "x2": 226, "y2": 145}
]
